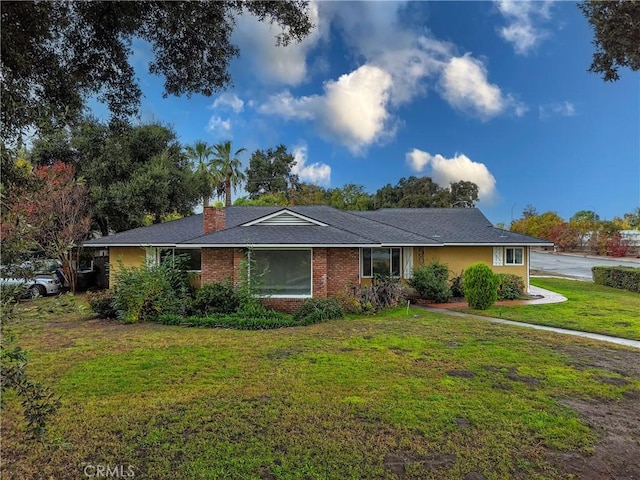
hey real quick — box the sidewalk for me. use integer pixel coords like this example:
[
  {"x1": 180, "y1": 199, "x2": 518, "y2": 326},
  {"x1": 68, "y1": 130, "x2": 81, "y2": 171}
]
[
  {"x1": 426, "y1": 285, "x2": 567, "y2": 309},
  {"x1": 417, "y1": 286, "x2": 640, "y2": 350}
]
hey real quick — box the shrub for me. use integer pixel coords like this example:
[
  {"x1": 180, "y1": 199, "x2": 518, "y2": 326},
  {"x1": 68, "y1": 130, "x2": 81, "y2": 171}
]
[
  {"x1": 292, "y1": 298, "x2": 344, "y2": 324},
  {"x1": 192, "y1": 280, "x2": 240, "y2": 315},
  {"x1": 86, "y1": 290, "x2": 118, "y2": 318},
  {"x1": 370, "y1": 275, "x2": 406, "y2": 308},
  {"x1": 496, "y1": 274, "x2": 525, "y2": 300},
  {"x1": 463, "y1": 263, "x2": 498, "y2": 310},
  {"x1": 450, "y1": 271, "x2": 465, "y2": 298},
  {"x1": 606, "y1": 233, "x2": 629, "y2": 257},
  {"x1": 592, "y1": 266, "x2": 640, "y2": 293},
  {"x1": 0, "y1": 283, "x2": 27, "y2": 304},
  {"x1": 157, "y1": 310, "x2": 295, "y2": 330},
  {"x1": 338, "y1": 277, "x2": 406, "y2": 314},
  {"x1": 112, "y1": 260, "x2": 188, "y2": 323},
  {"x1": 409, "y1": 262, "x2": 452, "y2": 303}
]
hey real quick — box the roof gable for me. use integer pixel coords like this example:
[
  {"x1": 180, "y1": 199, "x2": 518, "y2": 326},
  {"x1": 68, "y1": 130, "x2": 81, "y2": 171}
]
[{"x1": 242, "y1": 209, "x2": 328, "y2": 227}]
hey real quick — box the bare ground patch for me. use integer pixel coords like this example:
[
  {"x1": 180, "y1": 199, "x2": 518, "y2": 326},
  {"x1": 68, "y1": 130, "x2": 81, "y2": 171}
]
[{"x1": 548, "y1": 344, "x2": 640, "y2": 479}]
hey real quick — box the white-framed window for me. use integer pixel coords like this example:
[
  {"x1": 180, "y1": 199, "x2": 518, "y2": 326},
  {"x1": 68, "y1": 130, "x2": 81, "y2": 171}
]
[
  {"x1": 361, "y1": 248, "x2": 401, "y2": 278},
  {"x1": 159, "y1": 248, "x2": 202, "y2": 271},
  {"x1": 250, "y1": 249, "x2": 312, "y2": 297},
  {"x1": 505, "y1": 247, "x2": 524, "y2": 265}
]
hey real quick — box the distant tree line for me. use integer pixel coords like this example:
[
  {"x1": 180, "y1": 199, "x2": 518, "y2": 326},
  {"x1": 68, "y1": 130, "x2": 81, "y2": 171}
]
[
  {"x1": 510, "y1": 205, "x2": 640, "y2": 257},
  {"x1": 1, "y1": 118, "x2": 481, "y2": 241}
]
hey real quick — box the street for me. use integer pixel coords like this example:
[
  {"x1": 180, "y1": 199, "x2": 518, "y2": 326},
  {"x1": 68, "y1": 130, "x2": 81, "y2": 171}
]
[{"x1": 530, "y1": 250, "x2": 640, "y2": 281}]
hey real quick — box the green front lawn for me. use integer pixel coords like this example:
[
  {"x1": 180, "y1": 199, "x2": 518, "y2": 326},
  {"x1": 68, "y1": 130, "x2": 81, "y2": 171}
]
[
  {"x1": 455, "y1": 277, "x2": 640, "y2": 341},
  {"x1": 2, "y1": 295, "x2": 639, "y2": 479}
]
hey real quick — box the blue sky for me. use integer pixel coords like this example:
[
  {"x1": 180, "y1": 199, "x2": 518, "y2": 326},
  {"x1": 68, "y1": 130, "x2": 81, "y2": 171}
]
[{"x1": 109, "y1": 1, "x2": 639, "y2": 226}]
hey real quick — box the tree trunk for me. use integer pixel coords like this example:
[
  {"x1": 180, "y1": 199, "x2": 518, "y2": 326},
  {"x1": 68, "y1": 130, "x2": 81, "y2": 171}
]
[{"x1": 225, "y1": 173, "x2": 232, "y2": 207}]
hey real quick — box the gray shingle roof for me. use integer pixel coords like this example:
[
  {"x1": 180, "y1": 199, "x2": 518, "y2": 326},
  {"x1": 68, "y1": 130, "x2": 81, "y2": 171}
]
[
  {"x1": 84, "y1": 206, "x2": 552, "y2": 247},
  {"x1": 352, "y1": 208, "x2": 551, "y2": 244},
  {"x1": 84, "y1": 214, "x2": 204, "y2": 246}
]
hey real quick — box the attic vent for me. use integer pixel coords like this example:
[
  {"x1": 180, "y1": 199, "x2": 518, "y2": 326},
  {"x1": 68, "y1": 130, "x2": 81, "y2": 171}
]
[{"x1": 242, "y1": 210, "x2": 327, "y2": 227}]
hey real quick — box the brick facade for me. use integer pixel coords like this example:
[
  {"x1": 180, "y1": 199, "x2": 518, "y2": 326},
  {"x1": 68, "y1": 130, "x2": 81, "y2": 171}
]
[
  {"x1": 327, "y1": 248, "x2": 361, "y2": 297},
  {"x1": 201, "y1": 248, "x2": 245, "y2": 285},
  {"x1": 200, "y1": 246, "x2": 361, "y2": 312}
]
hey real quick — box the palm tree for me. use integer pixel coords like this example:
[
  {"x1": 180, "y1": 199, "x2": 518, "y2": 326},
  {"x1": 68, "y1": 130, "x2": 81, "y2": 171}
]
[
  {"x1": 211, "y1": 141, "x2": 246, "y2": 207},
  {"x1": 185, "y1": 141, "x2": 220, "y2": 208}
]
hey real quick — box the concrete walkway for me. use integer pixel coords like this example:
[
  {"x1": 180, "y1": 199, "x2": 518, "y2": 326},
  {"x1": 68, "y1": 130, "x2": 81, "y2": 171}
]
[{"x1": 418, "y1": 286, "x2": 640, "y2": 350}]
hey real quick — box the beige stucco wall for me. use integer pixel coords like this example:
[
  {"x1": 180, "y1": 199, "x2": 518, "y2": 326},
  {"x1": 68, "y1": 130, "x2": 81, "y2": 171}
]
[
  {"x1": 108, "y1": 246, "x2": 202, "y2": 289},
  {"x1": 415, "y1": 246, "x2": 530, "y2": 289},
  {"x1": 108, "y1": 246, "x2": 146, "y2": 285}
]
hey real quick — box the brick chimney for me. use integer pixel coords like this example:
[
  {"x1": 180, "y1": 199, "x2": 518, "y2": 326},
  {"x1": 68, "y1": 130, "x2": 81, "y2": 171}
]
[{"x1": 204, "y1": 206, "x2": 225, "y2": 234}]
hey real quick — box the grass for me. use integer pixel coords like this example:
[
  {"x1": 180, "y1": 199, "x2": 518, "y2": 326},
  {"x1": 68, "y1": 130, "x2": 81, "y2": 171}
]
[
  {"x1": 2, "y1": 293, "x2": 639, "y2": 479},
  {"x1": 454, "y1": 277, "x2": 640, "y2": 341}
]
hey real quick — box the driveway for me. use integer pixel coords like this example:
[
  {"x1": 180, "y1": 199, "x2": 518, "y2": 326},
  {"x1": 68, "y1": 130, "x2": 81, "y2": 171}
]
[{"x1": 530, "y1": 250, "x2": 640, "y2": 281}]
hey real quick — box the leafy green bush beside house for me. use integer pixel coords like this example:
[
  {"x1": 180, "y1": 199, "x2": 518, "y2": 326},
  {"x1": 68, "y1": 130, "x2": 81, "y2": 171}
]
[
  {"x1": 496, "y1": 273, "x2": 525, "y2": 300},
  {"x1": 464, "y1": 263, "x2": 499, "y2": 310},
  {"x1": 292, "y1": 298, "x2": 344, "y2": 324},
  {"x1": 409, "y1": 262, "x2": 452, "y2": 303}
]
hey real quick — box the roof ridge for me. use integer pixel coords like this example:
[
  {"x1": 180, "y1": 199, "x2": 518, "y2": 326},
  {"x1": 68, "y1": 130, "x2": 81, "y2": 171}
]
[{"x1": 339, "y1": 208, "x2": 437, "y2": 243}]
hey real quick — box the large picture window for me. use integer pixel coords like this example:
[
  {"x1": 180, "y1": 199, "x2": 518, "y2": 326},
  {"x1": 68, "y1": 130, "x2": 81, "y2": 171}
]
[
  {"x1": 251, "y1": 249, "x2": 312, "y2": 297},
  {"x1": 361, "y1": 248, "x2": 401, "y2": 278},
  {"x1": 505, "y1": 247, "x2": 524, "y2": 265},
  {"x1": 159, "y1": 248, "x2": 202, "y2": 271}
]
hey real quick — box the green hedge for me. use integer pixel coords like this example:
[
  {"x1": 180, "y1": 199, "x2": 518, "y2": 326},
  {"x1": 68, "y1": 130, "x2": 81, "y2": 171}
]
[
  {"x1": 156, "y1": 310, "x2": 328, "y2": 330},
  {"x1": 592, "y1": 266, "x2": 640, "y2": 293}
]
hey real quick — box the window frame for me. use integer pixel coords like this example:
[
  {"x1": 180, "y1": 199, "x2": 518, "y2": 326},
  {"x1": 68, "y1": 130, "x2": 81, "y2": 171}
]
[
  {"x1": 157, "y1": 247, "x2": 202, "y2": 272},
  {"x1": 504, "y1": 247, "x2": 524, "y2": 266},
  {"x1": 360, "y1": 247, "x2": 402, "y2": 278},
  {"x1": 249, "y1": 248, "x2": 313, "y2": 298}
]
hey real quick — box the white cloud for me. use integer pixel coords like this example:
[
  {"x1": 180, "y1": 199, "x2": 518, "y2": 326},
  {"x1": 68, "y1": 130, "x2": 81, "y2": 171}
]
[
  {"x1": 258, "y1": 90, "x2": 318, "y2": 120},
  {"x1": 291, "y1": 144, "x2": 331, "y2": 186},
  {"x1": 260, "y1": 65, "x2": 395, "y2": 154},
  {"x1": 406, "y1": 149, "x2": 497, "y2": 202},
  {"x1": 321, "y1": 2, "x2": 449, "y2": 106},
  {"x1": 439, "y1": 55, "x2": 509, "y2": 119},
  {"x1": 496, "y1": 0, "x2": 553, "y2": 55},
  {"x1": 256, "y1": 3, "x2": 527, "y2": 152},
  {"x1": 233, "y1": 1, "x2": 326, "y2": 86},
  {"x1": 539, "y1": 101, "x2": 576, "y2": 120},
  {"x1": 206, "y1": 116, "x2": 232, "y2": 137},
  {"x1": 211, "y1": 93, "x2": 244, "y2": 113},
  {"x1": 322, "y1": 65, "x2": 394, "y2": 151}
]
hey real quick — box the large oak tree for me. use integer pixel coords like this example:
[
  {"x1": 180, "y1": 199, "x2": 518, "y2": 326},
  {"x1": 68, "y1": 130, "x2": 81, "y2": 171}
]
[
  {"x1": 579, "y1": 0, "x2": 640, "y2": 81},
  {"x1": 1, "y1": 1, "x2": 313, "y2": 140}
]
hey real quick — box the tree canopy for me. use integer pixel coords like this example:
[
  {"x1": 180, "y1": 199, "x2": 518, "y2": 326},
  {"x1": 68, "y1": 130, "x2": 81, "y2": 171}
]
[
  {"x1": 185, "y1": 141, "x2": 218, "y2": 208},
  {"x1": 212, "y1": 141, "x2": 246, "y2": 207},
  {"x1": 1, "y1": 1, "x2": 313, "y2": 141},
  {"x1": 245, "y1": 145, "x2": 297, "y2": 200},
  {"x1": 28, "y1": 119, "x2": 200, "y2": 234},
  {"x1": 373, "y1": 177, "x2": 479, "y2": 209},
  {"x1": 579, "y1": 0, "x2": 640, "y2": 82}
]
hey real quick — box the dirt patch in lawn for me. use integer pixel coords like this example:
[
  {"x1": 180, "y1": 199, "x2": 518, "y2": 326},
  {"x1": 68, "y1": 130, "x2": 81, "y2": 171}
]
[
  {"x1": 384, "y1": 452, "x2": 457, "y2": 477},
  {"x1": 549, "y1": 397, "x2": 640, "y2": 480},
  {"x1": 547, "y1": 344, "x2": 640, "y2": 479},
  {"x1": 554, "y1": 344, "x2": 640, "y2": 378}
]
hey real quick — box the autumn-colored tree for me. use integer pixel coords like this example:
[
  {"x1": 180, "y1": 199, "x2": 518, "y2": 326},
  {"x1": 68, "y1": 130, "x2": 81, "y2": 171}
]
[
  {"x1": 549, "y1": 223, "x2": 580, "y2": 251},
  {"x1": 510, "y1": 210, "x2": 564, "y2": 241},
  {"x1": 5, "y1": 162, "x2": 91, "y2": 292},
  {"x1": 606, "y1": 232, "x2": 629, "y2": 257}
]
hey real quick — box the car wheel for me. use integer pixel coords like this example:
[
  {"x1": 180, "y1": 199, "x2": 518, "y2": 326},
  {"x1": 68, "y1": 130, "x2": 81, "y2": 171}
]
[{"x1": 28, "y1": 284, "x2": 46, "y2": 298}]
